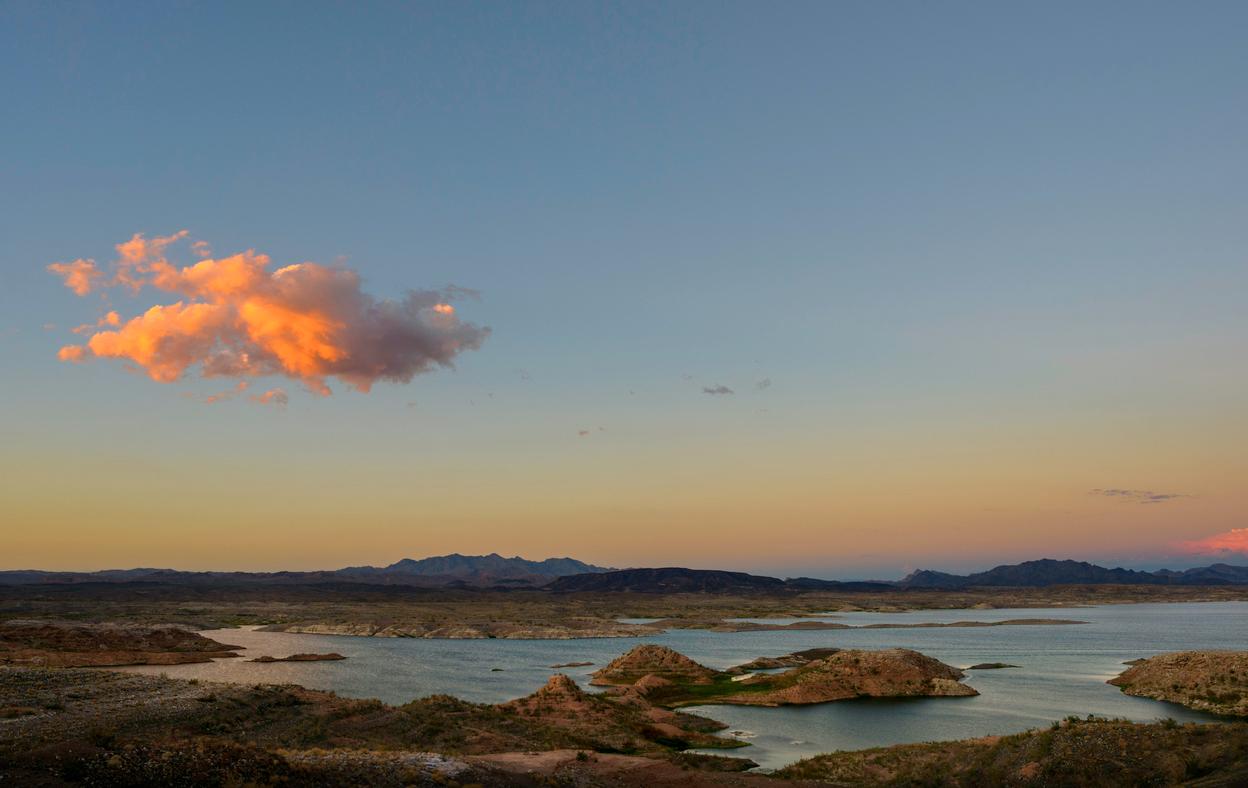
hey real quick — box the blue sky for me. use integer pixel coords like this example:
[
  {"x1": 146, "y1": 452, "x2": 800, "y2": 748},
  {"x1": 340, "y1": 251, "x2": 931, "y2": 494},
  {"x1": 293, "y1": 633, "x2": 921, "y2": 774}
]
[{"x1": 2, "y1": 2, "x2": 1246, "y2": 574}]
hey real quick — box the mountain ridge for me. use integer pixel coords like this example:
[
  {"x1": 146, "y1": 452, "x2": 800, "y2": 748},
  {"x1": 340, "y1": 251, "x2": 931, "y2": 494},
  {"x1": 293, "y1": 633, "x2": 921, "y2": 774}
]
[
  {"x1": 0, "y1": 553, "x2": 612, "y2": 589},
  {"x1": 1, "y1": 556, "x2": 1245, "y2": 591}
]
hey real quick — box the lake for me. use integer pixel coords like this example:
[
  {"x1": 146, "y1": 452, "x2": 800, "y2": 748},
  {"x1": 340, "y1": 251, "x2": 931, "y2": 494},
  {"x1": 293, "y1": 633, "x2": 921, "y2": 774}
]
[{"x1": 117, "y1": 601, "x2": 1248, "y2": 770}]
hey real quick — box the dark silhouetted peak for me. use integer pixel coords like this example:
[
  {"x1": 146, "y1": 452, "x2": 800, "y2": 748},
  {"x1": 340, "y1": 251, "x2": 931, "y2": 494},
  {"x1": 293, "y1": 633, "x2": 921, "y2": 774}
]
[{"x1": 547, "y1": 567, "x2": 785, "y2": 594}]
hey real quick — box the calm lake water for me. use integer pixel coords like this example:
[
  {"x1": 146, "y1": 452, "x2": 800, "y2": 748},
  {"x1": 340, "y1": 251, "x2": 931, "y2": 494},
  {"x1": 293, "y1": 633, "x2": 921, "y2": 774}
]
[{"x1": 118, "y1": 602, "x2": 1248, "y2": 770}]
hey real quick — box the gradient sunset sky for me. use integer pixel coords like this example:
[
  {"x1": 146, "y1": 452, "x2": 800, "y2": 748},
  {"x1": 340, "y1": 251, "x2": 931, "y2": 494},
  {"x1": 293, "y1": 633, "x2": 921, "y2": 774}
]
[{"x1": 2, "y1": 2, "x2": 1245, "y2": 577}]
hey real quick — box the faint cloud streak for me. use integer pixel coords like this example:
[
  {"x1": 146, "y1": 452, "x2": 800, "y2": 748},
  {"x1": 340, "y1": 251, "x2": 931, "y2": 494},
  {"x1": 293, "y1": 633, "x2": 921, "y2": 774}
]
[{"x1": 1090, "y1": 488, "x2": 1191, "y2": 505}]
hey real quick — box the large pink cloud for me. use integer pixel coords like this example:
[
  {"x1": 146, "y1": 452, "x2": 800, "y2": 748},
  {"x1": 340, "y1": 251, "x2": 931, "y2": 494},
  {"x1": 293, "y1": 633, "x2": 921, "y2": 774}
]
[
  {"x1": 52, "y1": 232, "x2": 489, "y2": 396},
  {"x1": 1180, "y1": 528, "x2": 1248, "y2": 556}
]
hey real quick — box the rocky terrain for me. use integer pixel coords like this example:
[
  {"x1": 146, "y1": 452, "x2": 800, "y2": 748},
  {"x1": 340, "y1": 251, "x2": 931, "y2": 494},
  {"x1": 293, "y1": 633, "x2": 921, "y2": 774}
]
[
  {"x1": 1110, "y1": 651, "x2": 1248, "y2": 716},
  {"x1": 3, "y1": 657, "x2": 1246, "y2": 786},
  {"x1": 0, "y1": 662, "x2": 757, "y2": 785},
  {"x1": 0, "y1": 619, "x2": 241, "y2": 667},
  {"x1": 774, "y1": 717, "x2": 1248, "y2": 786},
  {"x1": 498, "y1": 673, "x2": 741, "y2": 752},
  {"x1": 589, "y1": 645, "x2": 977, "y2": 707}
]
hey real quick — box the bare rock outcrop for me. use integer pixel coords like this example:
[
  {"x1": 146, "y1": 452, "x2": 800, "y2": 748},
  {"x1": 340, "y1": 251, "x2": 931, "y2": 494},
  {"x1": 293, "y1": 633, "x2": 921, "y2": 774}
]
[{"x1": 590, "y1": 645, "x2": 719, "y2": 686}]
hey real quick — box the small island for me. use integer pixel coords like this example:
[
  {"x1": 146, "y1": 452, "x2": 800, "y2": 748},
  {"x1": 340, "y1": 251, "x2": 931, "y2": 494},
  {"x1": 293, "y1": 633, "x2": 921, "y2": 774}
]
[
  {"x1": 1109, "y1": 651, "x2": 1248, "y2": 716},
  {"x1": 247, "y1": 653, "x2": 345, "y2": 663},
  {"x1": 590, "y1": 645, "x2": 978, "y2": 707}
]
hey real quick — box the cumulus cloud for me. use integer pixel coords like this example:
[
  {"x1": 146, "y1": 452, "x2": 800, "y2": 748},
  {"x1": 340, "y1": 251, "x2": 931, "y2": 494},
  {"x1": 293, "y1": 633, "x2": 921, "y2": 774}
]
[
  {"x1": 1180, "y1": 528, "x2": 1248, "y2": 556},
  {"x1": 50, "y1": 232, "x2": 489, "y2": 397},
  {"x1": 47, "y1": 259, "x2": 103, "y2": 296},
  {"x1": 1090, "y1": 488, "x2": 1190, "y2": 504},
  {"x1": 702, "y1": 384, "x2": 734, "y2": 395}
]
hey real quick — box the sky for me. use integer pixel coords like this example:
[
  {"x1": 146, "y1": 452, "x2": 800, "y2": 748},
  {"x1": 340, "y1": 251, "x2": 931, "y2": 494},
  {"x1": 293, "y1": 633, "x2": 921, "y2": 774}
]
[{"x1": 1, "y1": 1, "x2": 1245, "y2": 577}]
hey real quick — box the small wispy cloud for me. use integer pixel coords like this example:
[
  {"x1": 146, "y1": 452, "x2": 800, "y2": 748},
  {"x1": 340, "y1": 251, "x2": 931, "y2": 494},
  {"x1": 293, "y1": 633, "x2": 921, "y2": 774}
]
[
  {"x1": 1090, "y1": 488, "x2": 1191, "y2": 505},
  {"x1": 250, "y1": 388, "x2": 289, "y2": 407},
  {"x1": 205, "y1": 380, "x2": 249, "y2": 404},
  {"x1": 702, "y1": 384, "x2": 734, "y2": 396},
  {"x1": 577, "y1": 429, "x2": 591, "y2": 437},
  {"x1": 756, "y1": 377, "x2": 772, "y2": 390}
]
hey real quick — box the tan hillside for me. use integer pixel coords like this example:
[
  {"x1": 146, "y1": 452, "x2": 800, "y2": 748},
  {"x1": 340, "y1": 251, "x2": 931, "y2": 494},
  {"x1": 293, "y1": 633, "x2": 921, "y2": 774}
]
[{"x1": 0, "y1": 620, "x2": 241, "y2": 667}]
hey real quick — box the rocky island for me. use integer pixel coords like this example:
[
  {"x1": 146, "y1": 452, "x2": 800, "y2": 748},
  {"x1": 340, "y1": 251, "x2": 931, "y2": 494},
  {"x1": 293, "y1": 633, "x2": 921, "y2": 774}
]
[
  {"x1": 248, "y1": 653, "x2": 346, "y2": 663},
  {"x1": 590, "y1": 645, "x2": 978, "y2": 707},
  {"x1": 1109, "y1": 651, "x2": 1248, "y2": 716}
]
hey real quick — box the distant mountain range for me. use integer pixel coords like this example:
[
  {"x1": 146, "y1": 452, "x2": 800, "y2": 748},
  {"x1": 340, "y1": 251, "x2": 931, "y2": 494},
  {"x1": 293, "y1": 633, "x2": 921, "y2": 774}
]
[
  {"x1": 545, "y1": 568, "x2": 898, "y2": 594},
  {"x1": 896, "y1": 559, "x2": 1248, "y2": 589},
  {"x1": 1, "y1": 555, "x2": 1245, "y2": 592},
  {"x1": 0, "y1": 553, "x2": 611, "y2": 589},
  {"x1": 548, "y1": 559, "x2": 1248, "y2": 594}
]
